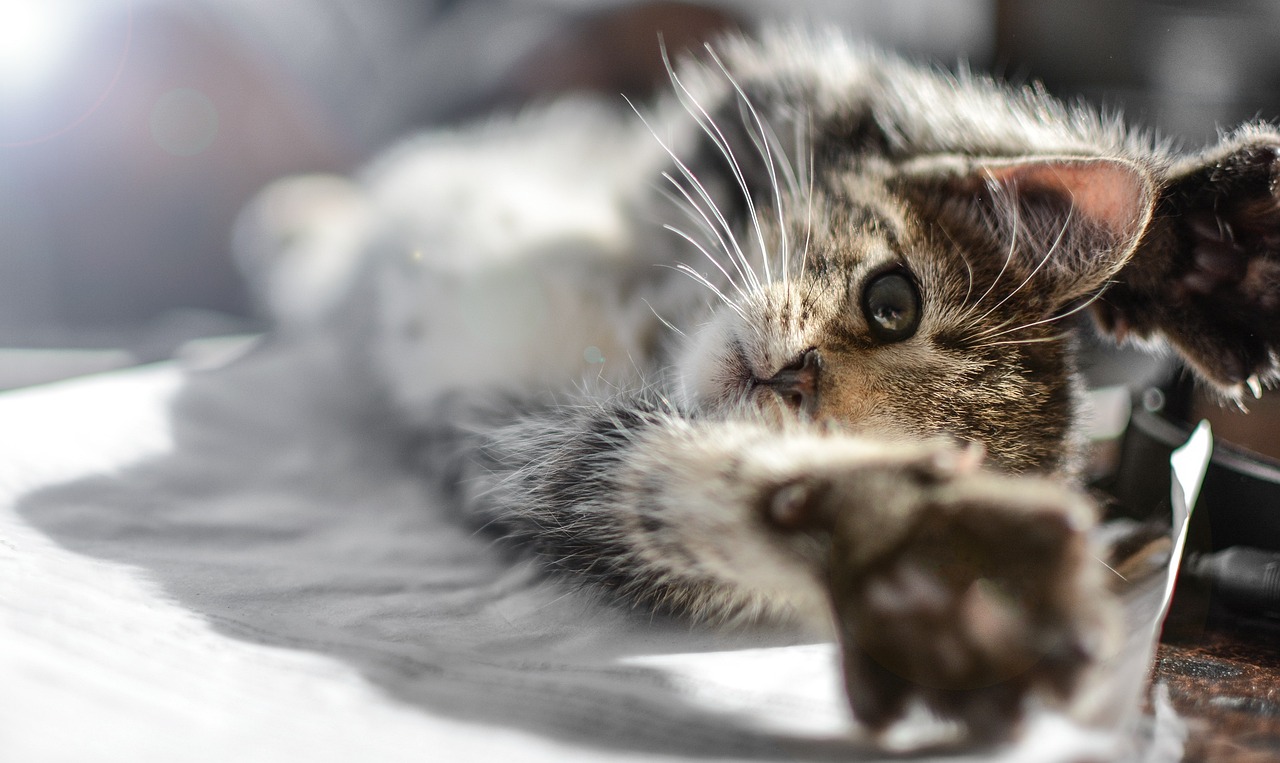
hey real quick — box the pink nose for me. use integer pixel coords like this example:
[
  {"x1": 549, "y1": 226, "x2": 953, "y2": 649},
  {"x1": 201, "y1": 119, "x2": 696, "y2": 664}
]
[{"x1": 758, "y1": 349, "x2": 822, "y2": 416}]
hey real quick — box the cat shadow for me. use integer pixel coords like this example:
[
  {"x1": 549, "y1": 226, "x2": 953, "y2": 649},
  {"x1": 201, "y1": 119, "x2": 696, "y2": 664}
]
[{"x1": 15, "y1": 334, "x2": 912, "y2": 761}]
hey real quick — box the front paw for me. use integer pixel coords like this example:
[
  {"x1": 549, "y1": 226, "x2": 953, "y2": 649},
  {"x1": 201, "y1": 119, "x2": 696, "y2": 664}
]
[
  {"x1": 1102, "y1": 131, "x2": 1280, "y2": 396},
  {"x1": 773, "y1": 461, "x2": 1116, "y2": 742}
]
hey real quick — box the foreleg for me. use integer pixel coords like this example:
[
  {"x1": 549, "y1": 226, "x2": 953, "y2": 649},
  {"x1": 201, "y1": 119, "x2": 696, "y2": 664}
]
[{"x1": 446, "y1": 399, "x2": 1117, "y2": 740}]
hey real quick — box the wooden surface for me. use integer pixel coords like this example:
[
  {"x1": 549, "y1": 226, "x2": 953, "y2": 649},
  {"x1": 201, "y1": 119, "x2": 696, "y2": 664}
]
[{"x1": 1156, "y1": 593, "x2": 1280, "y2": 762}]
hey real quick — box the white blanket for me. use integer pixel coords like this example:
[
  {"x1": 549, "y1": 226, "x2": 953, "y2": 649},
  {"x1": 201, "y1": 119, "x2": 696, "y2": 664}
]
[{"x1": 0, "y1": 336, "x2": 1182, "y2": 761}]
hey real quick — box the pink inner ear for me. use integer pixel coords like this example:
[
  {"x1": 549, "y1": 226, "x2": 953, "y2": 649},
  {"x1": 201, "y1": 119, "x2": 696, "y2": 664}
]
[{"x1": 984, "y1": 159, "x2": 1153, "y2": 241}]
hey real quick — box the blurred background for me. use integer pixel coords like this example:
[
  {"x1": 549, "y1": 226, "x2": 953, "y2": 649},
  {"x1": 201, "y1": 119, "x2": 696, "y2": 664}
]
[
  {"x1": 8, "y1": 7, "x2": 1278, "y2": 755},
  {"x1": 3, "y1": 0, "x2": 1280, "y2": 388}
]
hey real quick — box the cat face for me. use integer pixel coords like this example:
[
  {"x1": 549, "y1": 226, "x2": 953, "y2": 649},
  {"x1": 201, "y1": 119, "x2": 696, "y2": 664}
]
[
  {"x1": 652, "y1": 38, "x2": 1158, "y2": 477},
  {"x1": 671, "y1": 152, "x2": 1153, "y2": 476}
]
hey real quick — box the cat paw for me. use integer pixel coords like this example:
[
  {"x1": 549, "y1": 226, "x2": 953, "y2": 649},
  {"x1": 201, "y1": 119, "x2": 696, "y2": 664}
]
[
  {"x1": 1103, "y1": 134, "x2": 1280, "y2": 397},
  {"x1": 770, "y1": 458, "x2": 1115, "y2": 741}
]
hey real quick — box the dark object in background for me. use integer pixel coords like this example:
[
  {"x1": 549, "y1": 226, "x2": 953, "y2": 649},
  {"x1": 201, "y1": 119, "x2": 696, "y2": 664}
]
[
  {"x1": 1109, "y1": 379, "x2": 1280, "y2": 595},
  {"x1": 1186, "y1": 547, "x2": 1280, "y2": 618},
  {"x1": 1111, "y1": 389, "x2": 1280, "y2": 544},
  {"x1": 996, "y1": 0, "x2": 1280, "y2": 143},
  {"x1": 0, "y1": 1, "x2": 740, "y2": 352},
  {"x1": 1104, "y1": 374, "x2": 1280, "y2": 762},
  {"x1": 481, "y1": 3, "x2": 743, "y2": 119}
]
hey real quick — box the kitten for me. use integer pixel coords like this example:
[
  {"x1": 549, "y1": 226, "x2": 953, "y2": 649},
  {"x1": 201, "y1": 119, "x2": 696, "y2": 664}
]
[{"x1": 237, "y1": 26, "x2": 1280, "y2": 742}]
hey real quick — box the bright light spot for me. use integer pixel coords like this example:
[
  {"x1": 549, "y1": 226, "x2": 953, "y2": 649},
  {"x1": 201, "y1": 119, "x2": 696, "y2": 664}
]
[
  {"x1": 621, "y1": 644, "x2": 851, "y2": 736},
  {"x1": 0, "y1": 0, "x2": 88, "y2": 100},
  {"x1": 150, "y1": 88, "x2": 219, "y2": 156}
]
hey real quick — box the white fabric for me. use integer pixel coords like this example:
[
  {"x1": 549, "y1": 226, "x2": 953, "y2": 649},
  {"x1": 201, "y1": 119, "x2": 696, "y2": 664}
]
[{"x1": 0, "y1": 337, "x2": 1175, "y2": 761}]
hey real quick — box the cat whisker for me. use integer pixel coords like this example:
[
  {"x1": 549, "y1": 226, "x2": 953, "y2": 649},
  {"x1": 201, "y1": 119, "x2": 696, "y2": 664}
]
[
  {"x1": 936, "y1": 222, "x2": 975, "y2": 308},
  {"x1": 731, "y1": 95, "x2": 787, "y2": 288},
  {"x1": 769, "y1": 100, "x2": 805, "y2": 201},
  {"x1": 657, "y1": 177, "x2": 753, "y2": 299},
  {"x1": 641, "y1": 297, "x2": 688, "y2": 338},
  {"x1": 793, "y1": 115, "x2": 824, "y2": 309},
  {"x1": 661, "y1": 216, "x2": 747, "y2": 301},
  {"x1": 970, "y1": 332, "x2": 1070, "y2": 350},
  {"x1": 669, "y1": 163, "x2": 758, "y2": 296},
  {"x1": 661, "y1": 146, "x2": 758, "y2": 295},
  {"x1": 1093, "y1": 553, "x2": 1128, "y2": 583},
  {"x1": 971, "y1": 201, "x2": 1074, "y2": 327},
  {"x1": 974, "y1": 283, "x2": 1110, "y2": 342},
  {"x1": 755, "y1": 116, "x2": 805, "y2": 277},
  {"x1": 704, "y1": 43, "x2": 792, "y2": 289},
  {"x1": 659, "y1": 41, "x2": 769, "y2": 292},
  {"x1": 665, "y1": 262, "x2": 748, "y2": 320},
  {"x1": 967, "y1": 180, "x2": 1019, "y2": 314},
  {"x1": 626, "y1": 95, "x2": 761, "y2": 295},
  {"x1": 660, "y1": 233, "x2": 753, "y2": 330},
  {"x1": 798, "y1": 110, "x2": 816, "y2": 288}
]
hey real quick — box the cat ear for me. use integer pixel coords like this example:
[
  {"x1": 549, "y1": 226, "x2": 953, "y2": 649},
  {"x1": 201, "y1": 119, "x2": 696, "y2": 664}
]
[{"x1": 900, "y1": 156, "x2": 1157, "y2": 303}]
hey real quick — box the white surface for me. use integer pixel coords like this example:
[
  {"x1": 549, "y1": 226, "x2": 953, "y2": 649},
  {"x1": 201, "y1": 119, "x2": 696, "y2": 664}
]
[{"x1": 0, "y1": 339, "x2": 1174, "y2": 761}]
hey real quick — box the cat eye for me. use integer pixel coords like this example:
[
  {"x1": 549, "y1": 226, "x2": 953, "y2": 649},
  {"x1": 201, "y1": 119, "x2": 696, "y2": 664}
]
[{"x1": 861, "y1": 270, "x2": 921, "y2": 343}]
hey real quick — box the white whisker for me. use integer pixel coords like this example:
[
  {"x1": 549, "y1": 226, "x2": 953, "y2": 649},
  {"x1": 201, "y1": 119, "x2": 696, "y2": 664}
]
[
  {"x1": 664, "y1": 263, "x2": 748, "y2": 320},
  {"x1": 659, "y1": 176, "x2": 750, "y2": 297},
  {"x1": 662, "y1": 222, "x2": 747, "y2": 301},
  {"x1": 971, "y1": 332, "x2": 1070, "y2": 350},
  {"x1": 798, "y1": 110, "x2": 816, "y2": 291},
  {"x1": 705, "y1": 43, "x2": 791, "y2": 288},
  {"x1": 966, "y1": 178, "x2": 1020, "y2": 320},
  {"x1": 658, "y1": 42, "x2": 768, "y2": 292},
  {"x1": 977, "y1": 284, "x2": 1110, "y2": 342},
  {"x1": 1093, "y1": 554, "x2": 1129, "y2": 583},
  {"x1": 625, "y1": 94, "x2": 761, "y2": 294},
  {"x1": 935, "y1": 223, "x2": 975, "y2": 308},
  {"x1": 973, "y1": 202, "x2": 1073, "y2": 326},
  {"x1": 641, "y1": 298, "x2": 687, "y2": 338}
]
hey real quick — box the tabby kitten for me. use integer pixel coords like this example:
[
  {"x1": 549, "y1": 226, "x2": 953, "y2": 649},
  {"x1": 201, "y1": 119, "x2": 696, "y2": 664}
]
[{"x1": 239, "y1": 26, "x2": 1280, "y2": 741}]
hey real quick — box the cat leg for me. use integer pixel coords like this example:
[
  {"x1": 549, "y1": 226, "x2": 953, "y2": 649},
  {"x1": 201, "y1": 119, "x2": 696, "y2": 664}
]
[
  {"x1": 1095, "y1": 126, "x2": 1280, "y2": 398},
  {"x1": 451, "y1": 401, "x2": 1116, "y2": 740}
]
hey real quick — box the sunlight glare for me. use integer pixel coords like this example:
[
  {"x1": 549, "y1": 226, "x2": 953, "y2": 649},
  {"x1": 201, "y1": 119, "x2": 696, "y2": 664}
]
[{"x1": 0, "y1": 0, "x2": 87, "y2": 100}]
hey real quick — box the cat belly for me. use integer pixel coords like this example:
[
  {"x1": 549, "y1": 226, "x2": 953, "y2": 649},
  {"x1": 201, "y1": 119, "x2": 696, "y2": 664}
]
[
  {"x1": 370, "y1": 253, "x2": 649, "y2": 420},
  {"x1": 357, "y1": 102, "x2": 667, "y2": 419}
]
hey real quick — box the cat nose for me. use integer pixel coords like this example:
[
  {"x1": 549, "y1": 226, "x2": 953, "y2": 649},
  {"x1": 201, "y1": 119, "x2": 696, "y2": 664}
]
[{"x1": 760, "y1": 348, "x2": 822, "y2": 416}]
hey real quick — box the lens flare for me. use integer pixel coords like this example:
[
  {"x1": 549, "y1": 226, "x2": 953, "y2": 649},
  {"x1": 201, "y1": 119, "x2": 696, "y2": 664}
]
[{"x1": 0, "y1": 0, "x2": 86, "y2": 100}]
